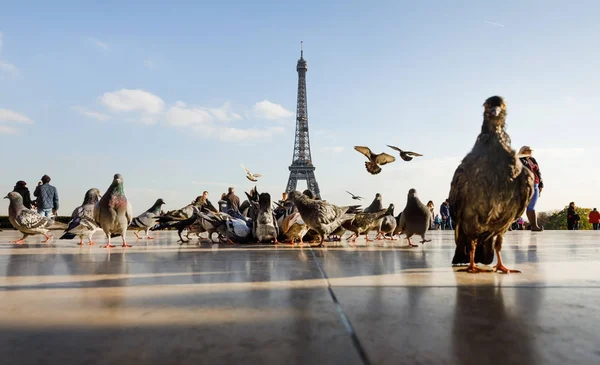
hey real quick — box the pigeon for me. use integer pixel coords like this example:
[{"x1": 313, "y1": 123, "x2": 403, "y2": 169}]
[
  {"x1": 60, "y1": 188, "x2": 102, "y2": 245},
  {"x1": 398, "y1": 188, "x2": 432, "y2": 247},
  {"x1": 346, "y1": 191, "x2": 363, "y2": 200},
  {"x1": 241, "y1": 164, "x2": 263, "y2": 182},
  {"x1": 343, "y1": 209, "x2": 389, "y2": 242},
  {"x1": 354, "y1": 146, "x2": 396, "y2": 175},
  {"x1": 449, "y1": 96, "x2": 533, "y2": 273},
  {"x1": 130, "y1": 198, "x2": 166, "y2": 239},
  {"x1": 253, "y1": 193, "x2": 278, "y2": 243},
  {"x1": 364, "y1": 193, "x2": 384, "y2": 213},
  {"x1": 376, "y1": 203, "x2": 397, "y2": 240},
  {"x1": 155, "y1": 213, "x2": 199, "y2": 244},
  {"x1": 287, "y1": 190, "x2": 357, "y2": 247},
  {"x1": 4, "y1": 192, "x2": 54, "y2": 244},
  {"x1": 95, "y1": 173, "x2": 134, "y2": 248},
  {"x1": 387, "y1": 145, "x2": 423, "y2": 161},
  {"x1": 281, "y1": 212, "x2": 310, "y2": 245}
]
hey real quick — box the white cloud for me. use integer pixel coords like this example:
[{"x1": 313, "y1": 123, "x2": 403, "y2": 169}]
[
  {"x1": 100, "y1": 89, "x2": 165, "y2": 114},
  {"x1": 208, "y1": 102, "x2": 243, "y2": 122},
  {"x1": 144, "y1": 60, "x2": 158, "y2": 69},
  {"x1": 0, "y1": 108, "x2": 33, "y2": 123},
  {"x1": 484, "y1": 21, "x2": 505, "y2": 27},
  {"x1": 166, "y1": 103, "x2": 213, "y2": 127},
  {"x1": 71, "y1": 106, "x2": 111, "y2": 121},
  {"x1": 217, "y1": 126, "x2": 284, "y2": 142},
  {"x1": 0, "y1": 61, "x2": 19, "y2": 75},
  {"x1": 87, "y1": 37, "x2": 109, "y2": 50},
  {"x1": 0, "y1": 125, "x2": 19, "y2": 134},
  {"x1": 253, "y1": 100, "x2": 294, "y2": 120},
  {"x1": 322, "y1": 146, "x2": 345, "y2": 153}
]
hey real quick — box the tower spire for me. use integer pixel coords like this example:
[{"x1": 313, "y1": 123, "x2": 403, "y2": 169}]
[{"x1": 285, "y1": 43, "x2": 321, "y2": 198}]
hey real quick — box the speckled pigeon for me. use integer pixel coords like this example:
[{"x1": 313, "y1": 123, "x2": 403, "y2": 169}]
[
  {"x1": 5, "y1": 191, "x2": 54, "y2": 244},
  {"x1": 60, "y1": 188, "x2": 102, "y2": 245}
]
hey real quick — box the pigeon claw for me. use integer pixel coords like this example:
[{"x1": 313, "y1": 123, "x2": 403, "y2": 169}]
[
  {"x1": 9, "y1": 239, "x2": 25, "y2": 244},
  {"x1": 121, "y1": 243, "x2": 132, "y2": 248},
  {"x1": 102, "y1": 244, "x2": 116, "y2": 248}
]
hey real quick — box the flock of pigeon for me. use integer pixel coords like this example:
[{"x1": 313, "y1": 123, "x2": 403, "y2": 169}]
[{"x1": 3, "y1": 96, "x2": 533, "y2": 273}]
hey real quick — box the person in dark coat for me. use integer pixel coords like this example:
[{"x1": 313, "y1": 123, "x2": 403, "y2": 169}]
[
  {"x1": 225, "y1": 187, "x2": 241, "y2": 214},
  {"x1": 33, "y1": 174, "x2": 59, "y2": 217},
  {"x1": 12, "y1": 181, "x2": 34, "y2": 209},
  {"x1": 440, "y1": 199, "x2": 452, "y2": 230},
  {"x1": 567, "y1": 202, "x2": 577, "y2": 230}
]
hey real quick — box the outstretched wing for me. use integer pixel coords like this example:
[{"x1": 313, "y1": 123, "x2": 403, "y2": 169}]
[
  {"x1": 252, "y1": 173, "x2": 263, "y2": 178},
  {"x1": 404, "y1": 151, "x2": 423, "y2": 157},
  {"x1": 346, "y1": 191, "x2": 356, "y2": 198},
  {"x1": 240, "y1": 164, "x2": 251, "y2": 174},
  {"x1": 386, "y1": 145, "x2": 402, "y2": 153},
  {"x1": 375, "y1": 153, "x2": 396, "y2": 165},
  {"x1": 354, "y1": 146, "x2": 373, "y2": 160}
]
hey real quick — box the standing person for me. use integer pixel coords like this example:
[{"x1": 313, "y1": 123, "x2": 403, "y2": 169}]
[
  {"x1": 427, "y1": 201, "x2": 435, "y2": 229},
  {"x1": 33, "y1": 175, "x2": 59, "y2": 217},
  {"x1": 588, "y1": 208, "x2": 600, "y2": 230},
  {"x1": 518, "y1": 146, "x2": 544, "y2": 231},
  {"x1": 12, "y1": 181, "x2": 34, "y2": 209},
  {"x1": 225, "y1": 186, "x2": 241, "y2": 214},
  {"x1": 440, "y1": 199, "x2": 452, "y2": 230},
  {"x1": 567, "y1": 202, "x2": 577, "y2": 230}
]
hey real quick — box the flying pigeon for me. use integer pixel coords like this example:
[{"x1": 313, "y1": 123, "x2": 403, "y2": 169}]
[
  {"x1": 386, "y1": 145, "x2": 423, "y2": 161},
  {"x1": 398, "y1": 188, "x2": 432, "y2": 248},
  {"x1": 241, "y1": 164, "x2": 263, "y2": 182},
  {"x1": 130, "y1": 198, "x2": 166, "y2": 239},
  {"x1": 449, "y1": 95, "x2": 533, "y2": 273},
  {"x1": 346, "y1": 191, "x2": 363, "y2": 200},
  {"x1": 4, "y1": 192, "x2": 54, "y2": 244},
  {"x1": 354, "y1": 146, "x2": 396, "y2": 174},
  {"x1": 60, "y1": 188, "x2": 102, "y2": 245},
  {"x1": 95, "y1": 173, "x2": 134, "y2": 248}
]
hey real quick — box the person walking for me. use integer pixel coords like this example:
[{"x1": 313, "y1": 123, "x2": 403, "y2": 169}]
[
  {"x1": 12, "y1": 181, "x2": 34, "y2": 209},
  {"x1": 567, "y1": 202, "x2": 577, "y2": 230},
  {"x1": 588, "y1": 208, "x2": 600, "y2": 230},
  {"x1": 518, "y1": 146, "x2": 544, "y2": 231},
  {"x1": 33, "y1": 175, "x2": 59, "y2": 217},
  {"x1": 440, "y1": 199, "x2": 453, "y2": 230},
  {"x1": 427, "y1": 201, "x2": 435, "y2": 229}
]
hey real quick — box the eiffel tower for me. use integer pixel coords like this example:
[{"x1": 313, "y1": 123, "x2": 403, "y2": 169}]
[{"x1": 285, "y1": 42, "x2": 321, "y2": 199}]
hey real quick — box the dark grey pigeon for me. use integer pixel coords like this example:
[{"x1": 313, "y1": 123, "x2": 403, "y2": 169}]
[
  {"x1": 398, "y1": 188, "x2": 432, "y2": 247},
  {"x1": 287, "y1": 190, "x2": 356, "y2": 247},
  {"x1": 95, "y1": 173, "x2": 133, "y2": 248},
  {"x1": 377, "y1": 203, "x2": 397, "y2": 240},
  {"x1": 130, "y1": 198, "x2": 166, "y2": 239},
  {"x1": 5, "y1": 191, "x2": 54, "y2": 244},
  {"x1": 363, "y1": 193, "x2": 383, "y2": 213},
  {"x1": 449, "y1": 96, "x2": 533, "y2": 273},
  {"x1": 60, "y1": 188, "x2": 102, "y2": 245}
]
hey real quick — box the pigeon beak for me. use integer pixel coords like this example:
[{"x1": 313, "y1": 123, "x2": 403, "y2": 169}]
[
  {"x1": 3, "y1": 195, "x2": 8, "y2": 199},
  {"x1": 492, "y1": 106, "x2": 501, "y2": 117}
]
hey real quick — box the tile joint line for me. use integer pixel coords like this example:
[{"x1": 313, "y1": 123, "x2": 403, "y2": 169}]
[{"x1": 308, "y1": 247, "x2": 372, "y2": 365}]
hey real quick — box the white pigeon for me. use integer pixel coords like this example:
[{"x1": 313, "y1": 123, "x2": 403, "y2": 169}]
[
  {"x1": 5, "y1": 191, "x2": 54, "y2": 244},
  {"x1": 60, "y1": 188, "x2": 102, "y2": 245},
  {"x1": 241, "y1": 164, "x2": 263, "y2": 182}
]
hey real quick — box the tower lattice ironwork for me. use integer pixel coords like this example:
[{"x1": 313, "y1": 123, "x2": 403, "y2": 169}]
[{"x1": 285, "y1": 42, "x2": 321, "y2": 199}]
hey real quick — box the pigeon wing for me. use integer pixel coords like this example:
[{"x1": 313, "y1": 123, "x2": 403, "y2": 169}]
[
  {"x1": 241, "y1": 164, "x2": 252, "y2": 174},
  {"x1": 16, "y1": 209, "x2": 51, "y2": 230},
  {"x1": 405, "y1": 151, "x2": 423, "y2": 157},
  {"x1": 375, "y1": 153, "x2": 396, "y2": 165},
  {"x1": 387, "y1": 145, "x2": 402, "y2": 153},
  {"x1": 252, "y1": 173, "x2": 263, "y2": 178},
  {"x1": 354, "y1": 146, "x2": 373, "y2": 160}
]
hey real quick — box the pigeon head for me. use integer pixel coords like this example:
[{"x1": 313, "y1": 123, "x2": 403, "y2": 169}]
[
  {"x1": 83, "y1": 188, "x2": 102, "y2": 205},
  {"x1": 483, "y1": 96, "x2": 507, "y2": 123},
  {"x1": 408, "y1": 188, "x2": 417, "y2": 198},
  {"x1": 386, "y1": 203, "x2": 395, "y2": 215},
  {"x1": 113, "y1": 174, "x2": 124, "y2": 184},
  {"x1": 156, "y1": 198, "x2": 166, "y2": 206},
  {"x1": 258, "y1": 192, "x2": 272, "y2": 210},
  {"x1": 288, "y1": 190, "x2": 304, "y2": 203},
  {"x1": 302, "y1": 189, "x2": 315, "y2": 199},
  {"x1": 4, "y1": 191, "x2": 23, "y2": 203},
  {"x1": 375, "y1": 193, "x2": 382, "y2": 200}
]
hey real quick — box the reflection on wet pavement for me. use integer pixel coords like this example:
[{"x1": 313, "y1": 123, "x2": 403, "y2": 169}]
[{"x1": 0, "y1": 230, "x2": 598, "y2": 364}]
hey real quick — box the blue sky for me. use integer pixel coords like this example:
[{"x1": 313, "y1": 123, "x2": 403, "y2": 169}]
[{"x1": 1, "y1": 1, "x2": 599, "y2": 217}]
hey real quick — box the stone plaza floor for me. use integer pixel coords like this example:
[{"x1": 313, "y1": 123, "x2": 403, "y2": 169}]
[{"x1": 0, "y1": 229, "x2": 598, "y2": 365}]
